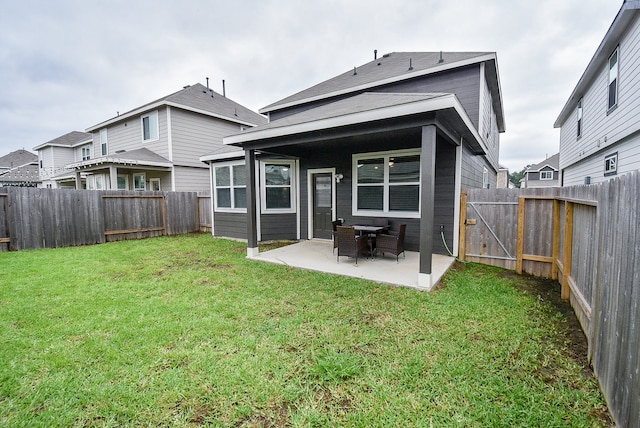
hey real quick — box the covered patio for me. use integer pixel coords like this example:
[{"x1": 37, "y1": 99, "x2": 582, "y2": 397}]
[{"x1": 250, "y1": 240, "x2": 455, "y2": 289}]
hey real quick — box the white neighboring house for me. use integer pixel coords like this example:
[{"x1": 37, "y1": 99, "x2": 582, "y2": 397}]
[
  {"x1": 522, "y1": 153, "x2": 560, "y2": 188},
  {"x1": 555, "y1": 1, "x2": 640, "y2": 186},
  {"x1": 34, "y1": 83, "x2": 266, "y2": 191}
]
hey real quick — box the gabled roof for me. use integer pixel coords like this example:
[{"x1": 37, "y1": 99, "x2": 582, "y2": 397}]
[
  {"x1": 0, "y1": 149, "x2": 37, "y2": 168},
  {"x1": 225, "y1": 92, "x2": 486, "y2": 154},
  {"x1": 260, "y1": 51, "x2": 505, "y2": 132},
  {"x1": 67, "y1": 147, "x2": 172, "y2": 170},
  {"x1": 86, "y1": 83, "x2": 267, "y2": 131},
  {"x1": 554, "y1": 1, "x2": 640, "y2": 127},
  {"x1": 0, "y1": 163, "x2": 40, "y2": 183},
  {"x1": 33, "y1": 131, "x2": 92, "y2": 151},
  {"x1": 527, "y1": 153, "x2": 560, "y2": 172}
]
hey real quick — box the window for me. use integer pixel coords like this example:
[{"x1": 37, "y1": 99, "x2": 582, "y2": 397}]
[
  {"x1": 482, "y1": 167, "x2": 489, "y2": 189},
  {"x1": 260, "y1": 160, "x2": 295, "y2": 212},
  {"x1": 353, "y1": 150, "x2": 420, "y2": 216},
  {"x1": 150, "y1": 178, "x2": 161, "y2": 191},
  {"x1": 117, "y1": 175, "x2": 128, "y2": 190},
  {"x1": 604, "y1": 152, "x2": 618, "y2": 176},
  {"x1": 133, "y1": 173, "x2": 146, "y2": 190},
  {"x1": 577, "y1": 98, "x2": 583, "y2": 138},
  {"x1": 214, "y1": 163, "x2": 246, "y2": 211},
  {"x1": 540, "y1": 171, "x2": 553, "y2": 180},
  {"x1": 608, "y1": 48, "x2": 619, "y2": 110},
  {"x1": 100, "y1": 128, "x2": 108, "y2": 156},
  {"x1": 142, "y1": 111, "x2": 159, "y2": 141},
  {"x1": 82, "y1": 146, "x2": 91, "y2": 161}
]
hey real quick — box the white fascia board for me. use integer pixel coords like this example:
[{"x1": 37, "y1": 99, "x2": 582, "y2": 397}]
[
  {"x1": 259, "y1": 53, "x2": 497, "y2": 114},
  {"x1": 67, "y1": 157, "x2": 172, "y2": 169},
  {"x1": 33, "y1": 138, "x2": 92, "y2": 151},
  {"x1": 87, "y1": 101, "x2": 263, "y2": 132},
  {"x1": 199, "y1": 150, "x2": 246, "y2": 163}
]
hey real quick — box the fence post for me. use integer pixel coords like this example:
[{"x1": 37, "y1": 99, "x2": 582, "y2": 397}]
[
  {"x1": 459, "y1": 192, "x2": 467, "y2": 261},
  {"x1": 516, "y1": 197, "x2": 525, "y2": 274},
  {"x1": 561, "y1": 201, "x2": 574, "y2": 300}
]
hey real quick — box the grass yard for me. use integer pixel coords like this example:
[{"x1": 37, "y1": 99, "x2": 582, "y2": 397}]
[{"x1": 1, "y1": 234, "x2": 611, "y2": 427}]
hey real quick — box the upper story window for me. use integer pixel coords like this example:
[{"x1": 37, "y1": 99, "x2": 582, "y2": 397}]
[
  {"x1": 576, "y1": 98, "x2": 583, "y2": 138},
  {"x1": 540, "y1": 171, "x2": 553, "y2": 180},
  {"x1": 81, "y1": 146, "x2": 91, "y2": 161},
  {"x1": 260, "y1": 160, "x2": 296, "y2": 213},
  {"x1": 353, "y1": 150, "x2": 420, "y2": 217},
  {"x1": 142, "y1": 111, "x2": 159, "y2": 142},
  {"x1": 604, "y1": 152, "x2": 618, "y2": 176},
  {"x1": 482, "y1": 167, "x2": 490, "y2": 189},
  {"x1": 608, "y1": 47, "x2": 619, "y2": 110},
  {"x1": 214, "y1": 162, "x2": 246, "y2": 211},
  {"x1": 100, "y1": 128, "x2": 108, "y2": 156}
]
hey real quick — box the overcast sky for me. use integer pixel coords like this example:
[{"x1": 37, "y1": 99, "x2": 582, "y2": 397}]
[{"x1": 0, "y1": 0, "x2": 623, "y2": 172}]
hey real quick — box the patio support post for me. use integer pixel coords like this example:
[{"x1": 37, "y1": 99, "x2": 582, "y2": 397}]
[
  {"x1": 109, "y1": 165, "x2": 118, "y2": 190},
  {"x1": 245, "y1": 148, "x2": 259, "y2": 257},
  {"x1": 418, "y1": 125, "x2": 436, "y2": 290},
  {"x1": 75, "y1": 171, "x2": 82, "y2": 190}
]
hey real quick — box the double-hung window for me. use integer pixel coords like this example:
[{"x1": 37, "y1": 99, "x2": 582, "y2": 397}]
[
  {"x1": 100, "y1": 128, "x2": 108, "y2": 156},
  {"x1": 353, "y1": 150, "x2": 420, "y2": 217},
  {"x1": 540, "y1": 171, "x2": 553, "y2": 180},
  {"x1": 577, "y1": 98, "x2": 583, "y2": 138},
  {"x1": 214, "y1": 162, "x2": 246, "y2": 211},
  {"x1": 608, "y1": 47, "x2": 619, "y2": 110},
  {"x1": 133, "y1": 173, "x2": 146, "y2": 190},
  {"x1": 142, "y1": 111, "x2": 159, "y2": 142},
  {"x1": 81, "y1": 146, "x2": 91, "y2": 161},
  {"x1": 261, "y1": 160, "x2": 295, "y2": 212}
]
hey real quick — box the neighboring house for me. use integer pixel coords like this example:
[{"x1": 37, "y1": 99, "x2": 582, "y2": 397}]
[
  {"x1": 555, "y1": 1, "x2": 640, "y2": 186},
  {"x1": 34, "y1": 83, "x2": 266, "y2": 191},
  {"x1": 521, "y1": 153, "x2": 560, "y2": 188},
  {"x1": 201, "y1": 51, "x2": 505, "y2": 288},
  {"x1": 0, "y1": 149, "x2": 39, "y2": 187},
  {"x1": 497, "y1": 166, "x2": 512, "y2": 188},
  {"x1": 33, "y1": 131, "x2": 93, "y2": 188}
]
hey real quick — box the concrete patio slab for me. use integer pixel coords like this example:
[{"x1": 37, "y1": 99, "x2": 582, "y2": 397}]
[{"x1": 249, "y1": 240, "x2": 455, "y2": 290}]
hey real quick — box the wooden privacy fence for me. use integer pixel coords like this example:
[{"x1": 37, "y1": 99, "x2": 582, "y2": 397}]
[
  {"x1": 0, "y1": 187, "x2": 210, "y2": 251},
  {"x1": 461, "y1": 170, "x2": 640, "y2": 428}
]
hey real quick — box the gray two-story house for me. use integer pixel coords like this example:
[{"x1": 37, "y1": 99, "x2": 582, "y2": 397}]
[
  {"x1": 202, "y1": 51, "x2": 506, "y2": 288},
  {"x1": 35, "y1": 83, "x2": 266, "y2": 191},
  {"x1": 555, "y1": 1, "x2": 640, "y2": 186}
]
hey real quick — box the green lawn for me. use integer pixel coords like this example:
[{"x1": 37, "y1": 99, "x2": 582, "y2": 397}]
[{"x1": 1, "y1": 234, "x2": 609, "y2": 427}]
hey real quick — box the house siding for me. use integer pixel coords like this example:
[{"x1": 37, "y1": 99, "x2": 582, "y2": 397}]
[
  {"x1": 172, "y1": 165, "x2": 209, "y2": 192},
  {"x1": 560, "y1": 12, "x2": 640, "y2": 176},
  {"x1": 460, "y1": 143, "x2": 496, "y2": 189},
  {"x1": 479, "y1": 65, "x2": 501, "y2": 170},
  {"x1": 170, "y1": 108, "x2": 242, "y2": 168},
  {"x1": 260, "y1": 213, "x2": 297, "y2": 241},
  {"x1": 214, "y1": 212, "x2": 247, "y2": 240},
  {"x1": 40, "y1": 146, "x2": 75, "y2": 181}
]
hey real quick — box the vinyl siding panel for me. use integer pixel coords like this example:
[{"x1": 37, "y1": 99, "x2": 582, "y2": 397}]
[
  {"x1": 260, "y1": 214, "x2": 297, "y2": 241},
  {"x1": 479, "y1": 66, "x2": 500, "y2": 170},
  {"x1": 560, "y1": 12, "x2": 640, "y2": 172},
  {"x1": 170, "y1": 108, "x2": 242, "y2": 167},
  {"x1": 214, "y1": 212, "x2": 247, "y2": 239},
  {"x1": 563, "y1": 132, "x2": 640, "y2": 185},
  {"x1": 460, "y1": 143, "x2": 496, "y2": 189},
  {"x1": 172, "y1": 165, "x2": 210, "y2": 192},
  {"x1": 39, "y1": 147, "x2": 75, "y2": 180}
]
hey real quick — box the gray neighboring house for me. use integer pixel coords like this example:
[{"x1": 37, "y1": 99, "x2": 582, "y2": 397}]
[
  {"x1": 34, "y1": 83, "x2": 266, "y2": 191},
  {"x1": 522, "y1": 153, "x2": 560, "y2": 188},
  {"x1": 0, "y1": 149, "x2": 39, "y2": 187},
  {"x1": 202, "y1": 51, "x2": 506, "y2": 289},
  {"x1": 555, "y1": 1, "x2": 640, "y2": 186}
]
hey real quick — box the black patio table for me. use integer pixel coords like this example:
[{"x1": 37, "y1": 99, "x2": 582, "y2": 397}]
[{"x1": 352, "y1": 225, "x2": 386, "y2": 258}]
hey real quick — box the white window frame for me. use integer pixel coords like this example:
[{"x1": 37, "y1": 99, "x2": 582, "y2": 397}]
[
  {"x1": 483, "y1": 167, "x2": 489, "y2": 189},
  {"x1": 214, "y1": 161, "x2": 247, "y2": 212},
  {"x1": 608, "y1": 47, "x2": 619, "y2": 111},
  {"x1": 117, "y1": 174, "x2": 129, "y2": 190},
  {"x1": 260, "y1": 160, "x2": 296, "y2": 214},
  {"x1": 141, "y1": 111, "x2": 159, "y2": 142},
  {"x1": 352, "y1": 149, "x2": 421, "y2": 218},
  {"x1": 81, "y1": 146, "x2": 91, "y2": 161},
  {"x1": 100, "y1": 128, "x2": 108, "y2": 156},
  {"x1": 604, "y1": 152, "x2": 618, "y2": 176},
  {"x1": 149, "y1": 178, "x2": 161, "y2": 191},
  {"x1": 540, "y1": 171, "x2": 554, "y2": 180},
  {"x1": 133, "y1": 173, "x2": 146, "y2": 191}
]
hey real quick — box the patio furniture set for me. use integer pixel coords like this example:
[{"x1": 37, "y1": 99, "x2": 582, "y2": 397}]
[{"x1": 333, "y1": 219, "x2": 406, "y2": 264}]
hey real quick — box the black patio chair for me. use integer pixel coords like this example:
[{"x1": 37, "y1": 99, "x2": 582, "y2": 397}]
[
  {"x1": 332, "y1": 219, "x2": 343, "y2": 254},
  {"x1": 375, "y1": 224, "x2": 406, "y2": 262},
  {"x1": 336, "y1": 225, "x2": 368, "y2": 264}
]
